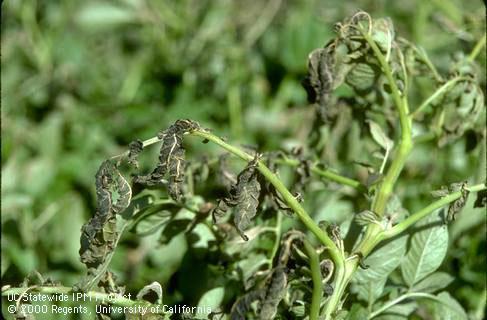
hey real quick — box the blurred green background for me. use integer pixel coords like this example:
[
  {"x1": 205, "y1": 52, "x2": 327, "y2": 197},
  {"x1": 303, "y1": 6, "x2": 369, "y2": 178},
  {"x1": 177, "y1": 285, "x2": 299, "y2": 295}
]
[{"x1": 1, "y1": 0, "x2": 485, "y2": 319}]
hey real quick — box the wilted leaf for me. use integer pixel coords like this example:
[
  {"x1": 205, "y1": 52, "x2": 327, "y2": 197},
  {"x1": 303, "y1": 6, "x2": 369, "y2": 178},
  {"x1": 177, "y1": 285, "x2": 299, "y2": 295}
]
[
  {"x1": 401, "y1": 211, "x2": 448, "y2": 287},
  {"x1": 136, "y1": 281, "x2": 163, "y2": 304},
  {"x1": 259, "y1": 266, "x2": 288, "y2": 320}
]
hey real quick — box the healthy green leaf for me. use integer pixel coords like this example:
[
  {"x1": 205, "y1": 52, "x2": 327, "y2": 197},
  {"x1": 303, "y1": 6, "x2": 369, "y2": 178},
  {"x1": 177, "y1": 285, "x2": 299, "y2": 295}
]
[
  {"x1": 411, "y1": 272, "x2": 454, "y2": 293},
  {"x1": 401, "y1": 211, "x2": 448, "y2": 287}
]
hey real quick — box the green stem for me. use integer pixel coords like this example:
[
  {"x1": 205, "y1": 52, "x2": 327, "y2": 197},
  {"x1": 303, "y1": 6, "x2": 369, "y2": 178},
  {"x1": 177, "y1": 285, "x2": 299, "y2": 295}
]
[
  {"x1": 188, "y1": 129, "x2": 344, "y2": 268},
  {"x1": 322, "y1": 262, "x2": 347, "y2": 320},
  {"x1": 1, "y1": 286, "x2": 159, "y2": 310},
  {"x1": 302, "y1": 239, "x2": 322, "y2": 320},
  {"x1": 467, "y1": 32, "x2": 486, "y2": 62},
  {"x1": 410, "y1": 76, "x2": 468, "y2": 119},
  {"x1": 276, "y1": 158, "x2": 366, "y2": 192},
  {"x1": 360, "y1": 29, "x2": 413, "y2": 217},
  {"x1": 383, "y1": 183, "x2": 487, "y2": 239}
]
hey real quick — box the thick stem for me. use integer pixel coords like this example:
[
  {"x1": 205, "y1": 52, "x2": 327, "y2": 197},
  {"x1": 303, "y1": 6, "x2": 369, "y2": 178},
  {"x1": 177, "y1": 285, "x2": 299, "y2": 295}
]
[
  {"x1": 302, "y1": 239, "x2": 322, "y2": 320},
  {"x1": 188, "y1": 130, "x2": 344, "y2": 268}
]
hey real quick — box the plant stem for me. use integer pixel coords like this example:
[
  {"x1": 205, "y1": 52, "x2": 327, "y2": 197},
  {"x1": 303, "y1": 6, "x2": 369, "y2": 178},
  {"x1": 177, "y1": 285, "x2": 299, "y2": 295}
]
[
  {"x1": 188, "y1": 129, "x2": 344, "y2": 268},
  {"x1": 1, "y1": 286, "x2": 158, "y2": 309},
  {"x1": 360, "y1": 29, "x2": 413, "y2": 217},
  {"x1": 410, "y1": 76, "x2": 469, "y2": 119},
  {"x1": 276, "y1": 158, "x2": 367, "y2": 192},
  {"x1": 383, "y1": 183, "x2": 487, "y2": 239},
  {"x1": 302, "y1": 239, "x2": 322, "y2": 320},
  {"x1": 467, "y1": 32, "x2": 486, "y2": 62}
]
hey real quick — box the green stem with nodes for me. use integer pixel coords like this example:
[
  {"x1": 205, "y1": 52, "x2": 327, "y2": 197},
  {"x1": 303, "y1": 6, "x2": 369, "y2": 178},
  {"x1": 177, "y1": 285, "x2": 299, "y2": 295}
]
[
  {"x1": 302, "y1": 239, "x2": 322, "y2": 320},
  {"x1": 188, "y1": 129, "x2": 344, "y2": 268},
  {"x1": 1, "y1": 286, "x2": 160, "y2": 310}
]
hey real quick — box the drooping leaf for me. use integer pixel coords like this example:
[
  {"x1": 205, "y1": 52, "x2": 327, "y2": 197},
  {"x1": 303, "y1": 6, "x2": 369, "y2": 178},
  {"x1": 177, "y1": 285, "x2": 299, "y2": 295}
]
[
  {"x1": 214, "y1": 157, "x2": 262, "y2": 241},
  {"x1": 446, "y1": 182, "x2": 469, "y2": 222},
  {"x1": 411, "y1": 272, "x2": 454, "y2": 293},
  {"x1": 259, "y1": 266, "x2": 288, "y2": 320},
  {"x1": 127, "y1": 139, "x2": 144, "y2": 168},
  {"x1": 136, "y1": 281, "x2": 163, "y2": 304},
  {"x1": 401, "y1": 210, "x2": 448, "y2": 287},
  {"x1": 230, "y1": 289, "x2": 265, "y2": 320},
  {"x1": 134, "y1": 120, "x2": 200, "y2": 201},
  {"x1": 77, "y1": 160, "x2": 132, "y2": 291}
]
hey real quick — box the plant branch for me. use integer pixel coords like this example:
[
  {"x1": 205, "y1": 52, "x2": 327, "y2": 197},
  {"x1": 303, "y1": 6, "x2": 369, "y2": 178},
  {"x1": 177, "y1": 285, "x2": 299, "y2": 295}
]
[
  {"x1": 467, "y1": 32, "x2": 486, "y2": 62},
  {"x1": 360, "y1": 28, "x2": 413, "y2": 217},
  {"x1": 383, "y1": 183, "x2": 487, "y2": 239},
  {"x1": 276, "y1": 158, "x2": 367, "y2": 192},
  {"x1": 188, "y1": 129, "x2": 344, "y2": 268},
  {"x1": 302, "y1": 239, "x2": 322, "y2": 320},
  {"x1": 410, "y1": 76, "x2": 469, "y2": 119}
]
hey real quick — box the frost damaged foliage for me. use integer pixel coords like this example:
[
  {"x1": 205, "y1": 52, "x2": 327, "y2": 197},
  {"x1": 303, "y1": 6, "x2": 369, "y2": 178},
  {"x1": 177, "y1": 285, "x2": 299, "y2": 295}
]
[
  {"x1": 432, "y1": 182, "x2": 471, "y2": 222},
  {"x1": 213, "y1": 156, "x2": 262, "y2": 241},
  {"x1": 77, "y1": 160, "x2": 132, "y2": 290},
  {"x1": 134, "y1": 119, "x2": 200, "y2": 201}
]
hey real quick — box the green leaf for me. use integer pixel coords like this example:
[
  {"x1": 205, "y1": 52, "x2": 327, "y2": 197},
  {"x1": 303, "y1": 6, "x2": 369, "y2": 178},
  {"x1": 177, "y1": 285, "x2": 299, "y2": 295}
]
[
  {"x1": 368, "y1": 120, "x2": 393, "y2": 151},
  {"x1": 354, "y1": 234, "x2": 407, "y2": 282},
  {"x1": 196, "y1": 287, "x2": 225, "y2": 318},
  {"x1": 401, "y1": 210, "x2": 448, "y2": 287},
  {"x1": 422, "y1": 291, "x2": 468, "y2": 320},
  {"x1": 411, "y1": 272, "x2": 454, "y2": 293},
  {"x1": 345, "y1": 304, "x2": 368, "y2": 320},
  {"x1": 350, "y1": 276, "x2": 386, "y2": 303}
]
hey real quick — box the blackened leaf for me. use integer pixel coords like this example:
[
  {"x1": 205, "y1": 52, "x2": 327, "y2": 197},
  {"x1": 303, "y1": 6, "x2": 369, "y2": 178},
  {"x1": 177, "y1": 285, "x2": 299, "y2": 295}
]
[
  {"x1": 127, "y1": 139, "x2": 143, "y2": 168},
  {"x1": 133, "y1": 120, "x2": 200, "y2": 200},
  {"x1": 232, "y1": 160, "x2": 262, "y2": 241},
  {"x1": 230, "y1": 289, "x2": 265, "y2": 320},
  {"x1": 136, "y1": 281, "x2": 163, "y2": 304},
  {"x1": 474, "y1": 189, "x2": 487, "y2": 208},
  {"x1": 447, "y1": 182, "x2": 469, "y2": 221},
  {"x1": 260, "y1": 266, "x2": 287, "y2": 320}
]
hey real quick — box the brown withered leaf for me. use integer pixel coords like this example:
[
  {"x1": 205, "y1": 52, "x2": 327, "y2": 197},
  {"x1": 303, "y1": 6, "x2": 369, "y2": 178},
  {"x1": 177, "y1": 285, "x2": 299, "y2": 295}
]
[
  {"x1": 77, "y1": 160, "x2": 132, "y2": 291},
  {"x1": 447, "y1": 182, "x2": 469, "y2": 222},
  {"x1": 134, "y1": 119, "x2": 200, "y2": 201},
  {"x1": 213, "y1": 157, "x2": 262, "y2": 241},
  {"x1": 259, "y1": 266, "x2": 288, "y2": 320},
  {"x1": 230, "y1": 289, "x2": 265, "y2": 320},
  {"x1": 127, "y1": 139, "x2": 144, "y2": 168}
]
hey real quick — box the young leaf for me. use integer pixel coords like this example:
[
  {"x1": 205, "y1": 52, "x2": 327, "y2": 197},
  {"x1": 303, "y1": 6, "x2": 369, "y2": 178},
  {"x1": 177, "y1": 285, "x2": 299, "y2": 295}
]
[
  {"x1": 411, "y1": 272, "x2": 454, "y2": 293},
  {"x1": 401, "y1": 210, "x2": 448, "y2": 287}
]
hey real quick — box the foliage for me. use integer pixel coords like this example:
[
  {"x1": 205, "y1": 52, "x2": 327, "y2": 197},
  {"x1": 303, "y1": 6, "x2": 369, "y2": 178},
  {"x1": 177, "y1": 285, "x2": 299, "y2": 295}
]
[{"x1": 1, "y1": 1, "x2": 486, "y2": 320}]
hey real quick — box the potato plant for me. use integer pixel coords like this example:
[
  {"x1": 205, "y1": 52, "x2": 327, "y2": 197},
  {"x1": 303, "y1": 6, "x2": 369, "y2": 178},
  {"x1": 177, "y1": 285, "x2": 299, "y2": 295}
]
[{"x1": 2, "y1": 10, "x2": 486, "y2": 320}]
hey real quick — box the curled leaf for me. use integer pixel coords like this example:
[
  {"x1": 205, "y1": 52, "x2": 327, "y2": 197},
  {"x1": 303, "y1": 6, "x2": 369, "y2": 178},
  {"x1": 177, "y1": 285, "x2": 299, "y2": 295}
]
[
  {"x1": 259, "y1": 266, "x2": 287, "y2": 320},
  {"x1": 127, "y1": 139, "x2": 143, "y2": 168},
  {"x1": 355, "y1": 210, "x2": 380, "y2": 226},
  {"x1": 447, "y1": 182, "x2": 469, "y2": 222},
  {"x1": 214, "y1": 157, "x2": 262, "y2": 241},
  {"x1": 136, "y1": 281, "x2": 163, "y2": 304},
  {"x1": 134, "y1": 119, "x2": 200, "y2": 201}
]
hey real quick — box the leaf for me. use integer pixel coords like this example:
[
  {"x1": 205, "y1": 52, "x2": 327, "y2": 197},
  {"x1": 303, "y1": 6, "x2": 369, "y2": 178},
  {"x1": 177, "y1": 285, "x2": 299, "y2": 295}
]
[
  {"x1": 215, "y1": 158, "x2": 261, "y2": 241},
  {"x1": 446, "y1": 182, "x2": 469, "y2": 221},
  {"x1": 134, "y1": 120, "x2": 200, "y2": 201},
  {"x1": 259, "y1": 266, "x2": 288, "y2": 320},
  {"x1": 196, "y1": 287, "x2": 225, "y2": 318},
  {"x1": 345, "y1": 304, "x2": 368, "y2": 320},
  {"x1": 401, "y1": 210, "x2": 448, "y2": 287},
  {"x1": 77, "y1": 160, "x2": 132, "y2": 291},
  {"x1": 368, "y1": 120, "x2": 393, "y2": 151},
  {"x1": 422, "y1": 291, "x2": 468, "y2": 320},
  {"x1": 355, "y1": 210, "x2": 380, "y2": 226},
  {"x1": 411, "y1": 272, "x2": 454, "y2": 293},
  {"x1": 350, "y1": 276, "x2": 386, "y2": 303},
  {"x1": 136, "y1": 281, "x2": 163, "y2": 304},
  {"x1": 127, "y1": 139, "x2": 144, "y2": 168},
  {"x1": 354, "y1": 233, "x2": 407, "y2": 282},
  {"x1": 230, "y1": 289, "x2": 264, "y2": 320}
]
